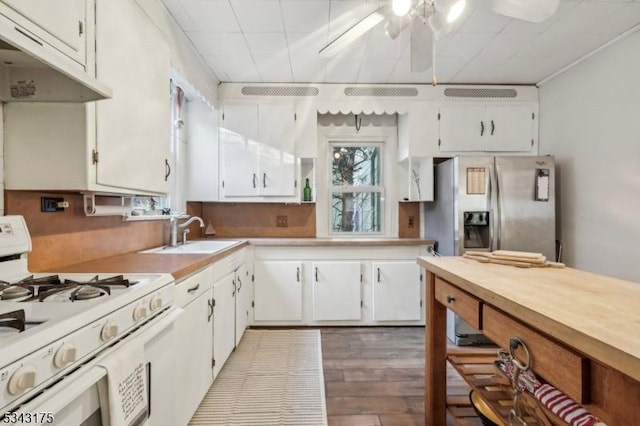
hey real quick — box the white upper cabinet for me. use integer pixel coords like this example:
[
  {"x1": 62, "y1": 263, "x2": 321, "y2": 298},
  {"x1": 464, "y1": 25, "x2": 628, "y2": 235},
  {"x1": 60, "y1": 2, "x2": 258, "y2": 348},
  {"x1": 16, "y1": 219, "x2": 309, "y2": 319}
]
[
  {"x1": 94, "y1": 0, "x2": 171, "y2": 193},
  {"x1": 219, "y1": 103, "x2": 297, "y2": 199},
  {"x1": 259, "y1": 104, "x2": 294, "y2": 154},
  {"x1": 3, "y1": 0, "x2": 171, "y2": 195},
  {"x1": 438, "y1": 103, "x2": 537, "y2": 153},
  {"x1": 397, "y1": 102, "x2": 439, "y2": 160},
  {"x1": 0, "y1": 0, "x2": 86, "y2": 65},
  {"x1": 294, "y1": 102, "x2": 318, "y2": 158}
]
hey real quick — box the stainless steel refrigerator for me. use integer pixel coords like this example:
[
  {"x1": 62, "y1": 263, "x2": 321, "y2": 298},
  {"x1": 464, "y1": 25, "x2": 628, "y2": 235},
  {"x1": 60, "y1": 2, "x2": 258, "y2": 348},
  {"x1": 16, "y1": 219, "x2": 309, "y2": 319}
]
[{"x1": 425, "y1": 155, "x2": 556, "y2": 345}]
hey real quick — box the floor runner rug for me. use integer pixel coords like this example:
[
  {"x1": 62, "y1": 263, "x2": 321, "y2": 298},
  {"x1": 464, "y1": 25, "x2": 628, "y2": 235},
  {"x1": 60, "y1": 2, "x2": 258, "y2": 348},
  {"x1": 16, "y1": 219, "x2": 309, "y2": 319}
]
[{"x1": 189, "y1": 329, "x2": 328, "y2": 426}]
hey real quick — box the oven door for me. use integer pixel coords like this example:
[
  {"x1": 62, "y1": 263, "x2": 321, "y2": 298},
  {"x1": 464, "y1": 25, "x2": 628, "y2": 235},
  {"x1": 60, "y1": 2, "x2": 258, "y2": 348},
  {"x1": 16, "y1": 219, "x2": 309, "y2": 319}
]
[{"x1": 11, "y1": 308, "x2": 182, "y2": 426}]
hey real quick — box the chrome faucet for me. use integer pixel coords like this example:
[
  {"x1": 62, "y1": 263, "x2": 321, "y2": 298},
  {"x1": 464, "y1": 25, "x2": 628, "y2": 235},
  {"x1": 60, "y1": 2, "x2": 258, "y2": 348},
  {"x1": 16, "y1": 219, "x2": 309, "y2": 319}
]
[{"x1": 169, "y1": 216, "x2": 205, "y2": 246}]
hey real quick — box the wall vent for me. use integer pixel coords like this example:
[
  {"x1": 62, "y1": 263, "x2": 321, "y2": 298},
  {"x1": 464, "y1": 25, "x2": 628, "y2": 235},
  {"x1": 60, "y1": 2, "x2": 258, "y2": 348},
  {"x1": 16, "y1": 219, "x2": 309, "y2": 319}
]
[
  {"x1": 443, "y1": 88, "x2": 518, "y2": 99},
  {"x1": 344, "y1": 87, "x2": 419, "y2": 97},
  {"x1": 241, "y1": 86, "x2": 319, "y2": 96}
]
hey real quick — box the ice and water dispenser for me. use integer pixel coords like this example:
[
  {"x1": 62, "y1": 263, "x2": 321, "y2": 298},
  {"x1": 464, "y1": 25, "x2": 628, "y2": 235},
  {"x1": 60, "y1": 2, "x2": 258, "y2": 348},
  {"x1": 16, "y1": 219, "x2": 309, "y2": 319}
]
[{"x1": 463, "y1": 211, "x2": 490, "y2": 249}]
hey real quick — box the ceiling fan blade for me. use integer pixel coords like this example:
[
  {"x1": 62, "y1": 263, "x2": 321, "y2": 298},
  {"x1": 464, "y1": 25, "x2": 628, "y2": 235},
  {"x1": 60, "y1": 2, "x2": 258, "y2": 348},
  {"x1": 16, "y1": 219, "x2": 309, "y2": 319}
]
[
  {"x1": 483, "y1": 0, "x2": 560, "y2": 23},
  {"x1": 319, "y1": 6, "x2": 388, "y2": 58},
  {"x1": 410, "y1": 20, "x2": 433, "y2": 72}
]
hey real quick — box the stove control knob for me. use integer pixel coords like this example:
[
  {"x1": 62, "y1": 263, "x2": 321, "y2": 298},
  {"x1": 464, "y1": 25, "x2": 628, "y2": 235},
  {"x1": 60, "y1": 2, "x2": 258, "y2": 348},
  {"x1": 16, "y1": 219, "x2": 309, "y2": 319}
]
[
  {"x1": 149, "y1": 295, "x2": 163, "y2": 312},
  {"x1": 54, "y1": 343, "x2": 77, "y2": 368},
  {"x1": 101, "y1": 322, "x2": 119, "y2": 342},
  {"x1": 8, "y1": 365, "x2": 37, "y2": 395},
  {"x1": 133, "y1": 305, "x2": 148, "y2": 321}
]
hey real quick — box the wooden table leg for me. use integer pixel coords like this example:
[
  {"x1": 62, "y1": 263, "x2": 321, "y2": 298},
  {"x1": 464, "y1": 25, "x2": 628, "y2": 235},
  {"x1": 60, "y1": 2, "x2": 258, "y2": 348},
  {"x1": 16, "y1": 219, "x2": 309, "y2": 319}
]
[{"x1": 425, "y1": 270, "x2": 447, "y2": 425}]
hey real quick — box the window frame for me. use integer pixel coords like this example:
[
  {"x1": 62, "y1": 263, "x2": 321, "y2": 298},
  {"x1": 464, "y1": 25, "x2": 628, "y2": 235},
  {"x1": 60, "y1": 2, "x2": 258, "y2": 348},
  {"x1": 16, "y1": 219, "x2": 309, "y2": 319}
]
[{"x1": 328, "y1": 141, "x2": 386, "y2": 237}]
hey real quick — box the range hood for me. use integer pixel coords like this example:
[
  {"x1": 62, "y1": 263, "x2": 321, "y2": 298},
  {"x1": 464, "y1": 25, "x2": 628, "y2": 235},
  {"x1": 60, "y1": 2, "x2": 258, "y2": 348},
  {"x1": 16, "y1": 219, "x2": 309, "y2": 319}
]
[{"x1": 0, "y1": 22, "x2": 112, "y2": 102}]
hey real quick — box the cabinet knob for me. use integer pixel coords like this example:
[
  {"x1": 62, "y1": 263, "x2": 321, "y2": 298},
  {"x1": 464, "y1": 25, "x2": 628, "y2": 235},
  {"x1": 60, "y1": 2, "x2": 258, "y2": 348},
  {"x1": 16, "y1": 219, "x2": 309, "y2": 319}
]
[{"x1": 446, "y1": 295, "x2": 455, "y2": 303}]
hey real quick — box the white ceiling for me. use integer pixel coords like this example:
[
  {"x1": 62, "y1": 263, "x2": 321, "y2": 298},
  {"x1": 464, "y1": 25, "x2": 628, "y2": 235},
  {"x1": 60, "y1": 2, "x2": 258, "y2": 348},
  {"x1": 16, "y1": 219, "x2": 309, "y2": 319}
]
[{"x1": 161, "y1": 0, "x2": 640, "y2": 85}]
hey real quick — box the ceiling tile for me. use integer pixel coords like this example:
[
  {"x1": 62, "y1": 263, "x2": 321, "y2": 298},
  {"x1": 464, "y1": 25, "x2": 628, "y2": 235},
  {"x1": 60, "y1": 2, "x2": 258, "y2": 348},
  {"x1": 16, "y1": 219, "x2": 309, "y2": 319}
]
[
  {"x1": 356, "y1": 26, "x2": 408, "y2": 82},
  {"x1": 288, "y1": 32, "x2": 327, "y2": 82},
  {"x1": 161, "y1": 0, "x2": 194, "y2": 29},
  {"x1": 326, "y1": 0, "x2": 379, "y2": 46},
  {"x1": 439, "y1": 32, "x2": 497, "y2": 60},
  {"x1": 203, "y1": 55, "x2": 230, "y2": 82},
  {"x1": 456, "y1": 8, "x2": 511, "y2": 33},
  {"x1": 546, "y1": 1, "x2": 627, "y2": 35},
  {"x1": 387, "y1": 44, "x2": 432, "y2": 84},
  {"x1": 594, "y1": 3, "x2": 640, "y2": 35},
  {"x1": 254, "y1": 51, "x2": 293, "y2": 82},
  {"x1": 245, "y1": 33, "x2": 288, "y2": 56},
  {"x1": 323, "y1": 32, "x2": 369, "y2": 82},
  {"x1": 186, "y1": 32, "x2": 249, "y2": 57},
  {"x1": 281, "y1": 1, "x2": 330, "y2": 33},
  {"x1": 501, "y1": 1, "x2": 581, "y2": 34},
  {"x1": 216, "y1": 50, "x2": 260, "y2": 82},
  {"x1": 179, "y1": 0, "x2": 240, "y2": 32},
  {"x1": 231, "y1": 0, "x2": 284, "y2": 32}
]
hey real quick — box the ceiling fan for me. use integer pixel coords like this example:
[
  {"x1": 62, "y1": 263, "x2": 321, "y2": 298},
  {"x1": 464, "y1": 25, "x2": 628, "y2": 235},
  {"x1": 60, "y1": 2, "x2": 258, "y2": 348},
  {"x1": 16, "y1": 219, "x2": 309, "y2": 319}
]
[{"x1": 318, "y1": 0, "x2": 560, "y2": 84}]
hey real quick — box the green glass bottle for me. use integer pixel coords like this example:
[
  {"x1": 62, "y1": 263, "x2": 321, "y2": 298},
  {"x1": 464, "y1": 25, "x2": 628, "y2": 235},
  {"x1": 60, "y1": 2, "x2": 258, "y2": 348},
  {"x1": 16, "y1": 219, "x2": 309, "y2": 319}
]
[{"x1": 303, "y1": 178, "x2": 312, "y2": 202}]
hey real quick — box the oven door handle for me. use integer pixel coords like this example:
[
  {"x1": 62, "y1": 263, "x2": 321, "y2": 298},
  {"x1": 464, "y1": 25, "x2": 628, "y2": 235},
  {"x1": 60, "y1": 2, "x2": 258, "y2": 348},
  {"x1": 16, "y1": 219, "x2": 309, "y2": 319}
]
[{"x1": 11, "y1": 308, "x2": 183, "y2": 416}]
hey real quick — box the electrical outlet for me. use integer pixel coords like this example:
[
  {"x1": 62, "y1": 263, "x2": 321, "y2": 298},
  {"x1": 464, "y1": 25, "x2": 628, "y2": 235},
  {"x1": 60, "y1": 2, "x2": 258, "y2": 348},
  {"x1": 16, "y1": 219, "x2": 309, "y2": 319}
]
[
  {"x1": 276, "y1": 215, "x2": 288, "y2": 227},
  {"x1": 41, "y1": 197, "x2": 65, "y2": 212},
  {"x1": 408, "y1": 216, "x2": 415, "y2": 228}
]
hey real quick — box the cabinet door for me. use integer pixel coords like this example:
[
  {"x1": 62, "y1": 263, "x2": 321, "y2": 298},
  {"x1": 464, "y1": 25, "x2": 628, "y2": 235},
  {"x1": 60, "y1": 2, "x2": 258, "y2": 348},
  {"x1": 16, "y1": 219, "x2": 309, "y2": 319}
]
[
  {"x1": 95, "y1": 0, "x2": 171, "y2": 193},
  {"x1": 220, "y1": 105, "x2": 260, "y2": 197},
  {"x1": 0, "y1": 0, "x2": 86, "y2": 64},
  {"x1": 213, "y1": 273, "x2": 236, "y2": 379},
  {"x1": 254, "y1": 260, "x2": 303, "y2": 321},
  {"x1": 221, "y1": 104, "x2": 258, "y2": 141},
  {"x1": 220, "y1": 133, "x2": 260, "y2": 196},
  {"x1": 258, "y1": 104, "x2": 294, "y2": 154},
  {"x1": 175, "y1": 290, "x2": 213, "y2": 426},
  {"x1": 234, "y1": 264, "x2": 251, "y2": 344},
  {"x1": 258, "y1": 145, "x2": 296, "y2": 196},
  {"x1": 438, "y1": 105, "x2": 486, "y2": 152},
  {"x1": 485, "y1": 105, "x2": 536, "y2": 152},
  {"x1": 295, "y1": 103, "x2": 317, "y2": 158},
  {"x1": 312, "y1": 261, "x2": 361, "y2": 321},
  {"x1": 372, "y1": 262, "x2": 422, "y2": 321}
]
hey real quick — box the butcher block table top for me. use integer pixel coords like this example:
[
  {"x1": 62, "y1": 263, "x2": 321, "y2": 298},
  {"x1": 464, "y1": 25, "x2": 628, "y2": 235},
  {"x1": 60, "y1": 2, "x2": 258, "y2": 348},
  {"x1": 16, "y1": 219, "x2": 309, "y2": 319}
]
[{"x1": 418, "y1": 255, "x2": 640, "y2": 383}]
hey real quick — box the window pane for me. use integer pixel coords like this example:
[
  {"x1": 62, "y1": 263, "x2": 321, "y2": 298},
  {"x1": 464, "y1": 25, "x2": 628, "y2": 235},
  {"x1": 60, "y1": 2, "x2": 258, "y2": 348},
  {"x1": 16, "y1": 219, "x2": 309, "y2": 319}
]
[
  {"x1": 331, "y1": 192, "x2": 381, "y2": 232},
  {"x1": 332, "y1": 146, "x2": 381, "y2": 187}
]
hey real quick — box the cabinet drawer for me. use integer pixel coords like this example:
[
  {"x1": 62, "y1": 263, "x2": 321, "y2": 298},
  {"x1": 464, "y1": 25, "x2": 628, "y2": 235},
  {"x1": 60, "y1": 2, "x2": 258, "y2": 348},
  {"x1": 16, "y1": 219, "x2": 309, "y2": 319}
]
[
  {"x1": 435, "y1": 278, "x2": 481, "y2": 329},
  {"x1": 483, "y1": 305, "x2": 590, "y2": 404},
  {"x1": 176, "y1": 267, "x2": 213, "y2": 308}
]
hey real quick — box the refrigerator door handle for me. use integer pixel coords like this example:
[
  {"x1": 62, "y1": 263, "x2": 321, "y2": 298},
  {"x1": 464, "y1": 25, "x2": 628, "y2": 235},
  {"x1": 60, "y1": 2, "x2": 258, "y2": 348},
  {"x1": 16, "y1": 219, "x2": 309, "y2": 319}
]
[
  {"x1": 495, "y1": 163, "x2": 503, "y2": 251},
  {"x1": 488, "y1": 165, "x2": 496, "y2": 252}
]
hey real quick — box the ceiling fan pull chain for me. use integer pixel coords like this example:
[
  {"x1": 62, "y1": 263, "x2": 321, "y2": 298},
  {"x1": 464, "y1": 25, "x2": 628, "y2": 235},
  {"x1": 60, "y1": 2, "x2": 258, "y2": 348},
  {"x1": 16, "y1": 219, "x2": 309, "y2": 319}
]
[
  {"x1": 355, "y1": 114, "x2": 362, "y2": 133},
  {"x1": 431, "y1": 37, "x2": 437, "y2": 86}
]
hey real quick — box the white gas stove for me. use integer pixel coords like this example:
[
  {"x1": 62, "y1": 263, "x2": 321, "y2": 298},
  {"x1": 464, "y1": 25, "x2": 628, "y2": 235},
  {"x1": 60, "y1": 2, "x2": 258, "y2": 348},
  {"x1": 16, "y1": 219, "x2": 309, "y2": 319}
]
[{"x1": 0, "y1": 216, "x2": 175, "y2": 417}]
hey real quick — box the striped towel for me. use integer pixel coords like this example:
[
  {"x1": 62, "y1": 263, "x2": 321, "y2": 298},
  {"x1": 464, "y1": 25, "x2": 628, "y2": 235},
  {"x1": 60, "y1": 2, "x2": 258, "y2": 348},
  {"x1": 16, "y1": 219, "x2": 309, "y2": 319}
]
[{"x1": 495, "y1": 359, "x2": 606, "y2": 426}]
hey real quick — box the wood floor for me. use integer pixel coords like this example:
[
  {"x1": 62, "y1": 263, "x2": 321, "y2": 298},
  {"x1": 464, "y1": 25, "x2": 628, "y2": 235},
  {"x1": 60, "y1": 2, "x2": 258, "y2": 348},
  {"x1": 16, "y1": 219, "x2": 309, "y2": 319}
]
[{"x1": 320, "y1": 327, "x2": 486, "y2": 426}]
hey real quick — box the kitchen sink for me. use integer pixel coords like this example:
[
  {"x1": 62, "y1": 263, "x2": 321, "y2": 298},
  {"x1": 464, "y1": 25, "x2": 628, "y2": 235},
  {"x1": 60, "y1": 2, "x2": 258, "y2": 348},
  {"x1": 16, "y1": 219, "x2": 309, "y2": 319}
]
[{"x1": 141, "y1": 240, "x2": 241, "y2": 254}]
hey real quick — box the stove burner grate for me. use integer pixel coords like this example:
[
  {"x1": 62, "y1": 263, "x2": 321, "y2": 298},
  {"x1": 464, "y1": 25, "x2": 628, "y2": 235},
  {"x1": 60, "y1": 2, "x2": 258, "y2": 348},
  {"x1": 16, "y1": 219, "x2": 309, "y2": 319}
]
[
  {"x1": 0, "y1": 275, "x2": 138, "y2": 302},
  {"x1": 0, "y1": 310, "x2": 26, "y2": 332}
]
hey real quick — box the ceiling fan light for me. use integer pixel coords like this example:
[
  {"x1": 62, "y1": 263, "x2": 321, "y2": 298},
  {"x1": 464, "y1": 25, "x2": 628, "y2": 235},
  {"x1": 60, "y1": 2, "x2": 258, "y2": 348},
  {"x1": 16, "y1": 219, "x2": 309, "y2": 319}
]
[
  {"x1": 446, "y1": 0, "x2": 466, "y2": 23},
  {"x1": 392, "y1": 0, "x2": 412, "y2": 17}
]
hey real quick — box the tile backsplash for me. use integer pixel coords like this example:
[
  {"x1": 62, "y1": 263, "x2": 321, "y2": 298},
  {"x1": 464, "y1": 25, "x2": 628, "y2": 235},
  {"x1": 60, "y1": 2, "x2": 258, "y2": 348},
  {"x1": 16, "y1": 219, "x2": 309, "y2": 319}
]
[{"x1": 5, "y1": 191, "x2": 166, "y2": 271}]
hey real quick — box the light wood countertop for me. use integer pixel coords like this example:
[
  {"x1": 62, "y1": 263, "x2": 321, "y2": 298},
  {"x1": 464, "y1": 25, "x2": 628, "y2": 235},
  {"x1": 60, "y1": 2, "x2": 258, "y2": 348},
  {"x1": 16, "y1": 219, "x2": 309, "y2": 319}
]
[
  {"x1": 57, "y1": 238, "x2": 430, "y2": 281},
  {"x1": 57, "y1": 241, "x2": 249, "y2": 281},
  {"x1": 247, "y1": 237, "x2": 434, "y2": 246},
  {"x1": 418, "y1": 255, "x2": 640, "y2": 383}
]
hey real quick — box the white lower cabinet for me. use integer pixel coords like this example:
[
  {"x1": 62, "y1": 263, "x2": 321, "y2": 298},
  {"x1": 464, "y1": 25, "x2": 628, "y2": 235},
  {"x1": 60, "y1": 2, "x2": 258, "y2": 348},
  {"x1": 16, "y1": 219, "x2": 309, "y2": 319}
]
[
  {"x1": 211, "y1": 248, "x2": 248, "y2": 378},
  {"x1": 234, "y1": 263, "x2": 252, "y2": 344},
  {"x1": 252, "y1": 246, "x2": 427, "y2": 325},
  {"x1": 213, "y1": 271, "x2": 237, "y2": 379},
  {"x1": 253, "y1": 260, "x2": 303, "y2": 321},
  {"x1": 174, "y1": 267, "x2": 214, "y2": 426},
  {"x1": 371, "y1": 261, "x2": 422, "y2": 321},
  {"x1": 312, "y1": 261, "x2": 362, "y2": 321}
]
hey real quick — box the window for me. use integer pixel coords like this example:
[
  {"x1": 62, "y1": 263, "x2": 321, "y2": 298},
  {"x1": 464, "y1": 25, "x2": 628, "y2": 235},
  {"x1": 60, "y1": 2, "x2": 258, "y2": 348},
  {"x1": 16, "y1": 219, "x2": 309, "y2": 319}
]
[{"x1": 330, "y1": 143, "x2": 383, "y2": 234}]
